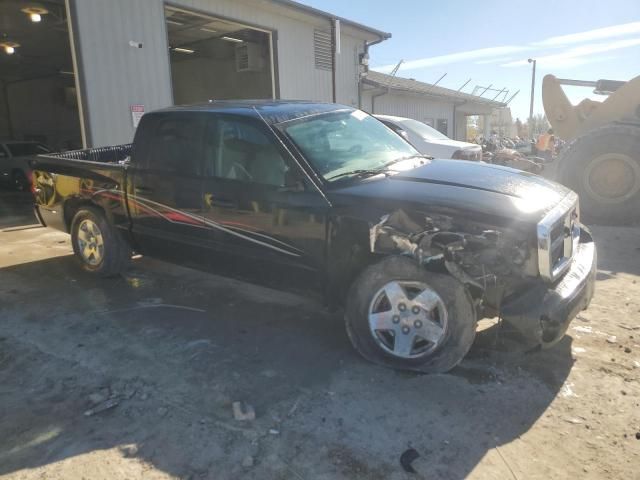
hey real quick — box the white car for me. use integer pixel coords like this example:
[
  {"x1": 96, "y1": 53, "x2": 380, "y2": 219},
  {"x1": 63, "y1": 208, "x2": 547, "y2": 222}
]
[
  {"x1": 0, "y1": 141, "x2": 51, "y2": 191},
  {"x1": 375, "y1": 114, "x2": 482, "y2": 161}
]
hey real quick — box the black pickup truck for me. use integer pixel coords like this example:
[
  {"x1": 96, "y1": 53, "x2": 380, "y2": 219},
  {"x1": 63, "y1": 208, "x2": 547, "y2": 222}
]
[{"x1": 31, "y1": 101, "x2": 596, "y2": 373}]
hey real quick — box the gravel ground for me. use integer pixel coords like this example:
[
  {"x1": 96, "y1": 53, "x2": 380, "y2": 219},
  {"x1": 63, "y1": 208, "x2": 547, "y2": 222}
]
[{"x1": 0, "y1": 216, "x2": 638, "y2": 479}]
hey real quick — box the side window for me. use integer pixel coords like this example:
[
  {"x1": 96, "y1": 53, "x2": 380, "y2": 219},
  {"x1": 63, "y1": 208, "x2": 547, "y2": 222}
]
[
  {"x1": 205, "y1": 117, "x2": 288, "y2": 187},
  {"x1": 436, "y1": 118, "x2": 448, "y2": 136},
  {"x1": 147, "y1": 114, "x2": 205, "y2": 175}
]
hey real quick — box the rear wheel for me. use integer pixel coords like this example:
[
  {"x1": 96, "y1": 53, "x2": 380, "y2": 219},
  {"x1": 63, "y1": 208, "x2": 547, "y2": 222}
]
[
  {"x1": 558, "y1": 124, "x2": 640, "y2": 225},
  {"x1": 70, "y1": 207, "x2": 130, "y2": 276},
  {"x1": 345, "y1": 256, "x2": 476, "y2": 373}
]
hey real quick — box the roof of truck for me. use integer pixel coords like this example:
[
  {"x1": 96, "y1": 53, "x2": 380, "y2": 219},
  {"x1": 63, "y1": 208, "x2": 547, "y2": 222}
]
[{"x1": 151, "y1": 100, "x2": 352, "y2": 125}]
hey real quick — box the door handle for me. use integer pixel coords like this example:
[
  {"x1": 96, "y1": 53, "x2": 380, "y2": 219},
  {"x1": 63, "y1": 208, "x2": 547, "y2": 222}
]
[
  {"x1": 210, "y1": 198, "x2": 236, "y2": 208},
  {"x1": 135, "y1": 186, "x2": 154, "y2": 195}
]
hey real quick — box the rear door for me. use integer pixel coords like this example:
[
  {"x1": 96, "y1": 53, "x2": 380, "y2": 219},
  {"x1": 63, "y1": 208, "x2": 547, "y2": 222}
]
[
  {"x1": 201, "y1": 114, "x2": 329, "y2": 293},
  {"x1": 128, "y1": 112, "x2": 208, "y2": 265}
]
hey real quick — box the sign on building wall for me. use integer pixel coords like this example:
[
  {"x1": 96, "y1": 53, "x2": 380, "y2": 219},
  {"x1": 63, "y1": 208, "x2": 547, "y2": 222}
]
[{"x1": 130, "y1": 104, "x2": 145, "y2": 128}]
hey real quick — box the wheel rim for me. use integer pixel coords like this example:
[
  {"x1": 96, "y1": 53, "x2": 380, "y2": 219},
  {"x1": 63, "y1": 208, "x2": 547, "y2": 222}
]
[
  {"x1": 76, "y1": 219, "x2": 105, "y2": 266},
  {"x1": 368, "y1": 280, "x2": 448, "y2": 359},
  {"x1": 583, "y1": 153, "x2": 640, "y2": 204}
]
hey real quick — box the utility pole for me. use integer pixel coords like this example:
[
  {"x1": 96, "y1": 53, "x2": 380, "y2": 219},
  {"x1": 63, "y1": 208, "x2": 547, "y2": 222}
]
[{"x1": 527, "y1": 58, "x2": 536, "y2": 123}]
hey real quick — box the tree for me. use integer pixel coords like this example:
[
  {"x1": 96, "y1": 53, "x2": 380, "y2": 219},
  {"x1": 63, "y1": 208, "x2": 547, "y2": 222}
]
[{"x1": 528, "y1": 114, "x2": 550, "y2": 138}]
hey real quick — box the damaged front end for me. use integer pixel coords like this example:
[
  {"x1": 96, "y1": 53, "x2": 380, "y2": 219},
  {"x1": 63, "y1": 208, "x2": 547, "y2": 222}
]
[
  {"x1": 370, "y1": 209, "x2": 535, "y2": 303},
  {"x1": 369, "y1": 209, "x2": 596, "y2": 348}
]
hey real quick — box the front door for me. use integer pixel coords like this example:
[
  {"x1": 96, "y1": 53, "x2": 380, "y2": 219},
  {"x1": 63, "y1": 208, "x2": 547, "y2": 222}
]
[
  {"x1": 200, "y1": 114, "x2": 329, "y2": 294},
  {"x1": 128, "y1": 112, "x2": 208, "y2": 266}
]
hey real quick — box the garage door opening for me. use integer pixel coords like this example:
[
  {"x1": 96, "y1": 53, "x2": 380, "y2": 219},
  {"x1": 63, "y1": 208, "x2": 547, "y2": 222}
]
[
  {"x1": 0, "y1": 0, "x2": 83, "y2": 151},
  {"x1": 165, "y1": 6, "x2": 276, "y2": 105}
]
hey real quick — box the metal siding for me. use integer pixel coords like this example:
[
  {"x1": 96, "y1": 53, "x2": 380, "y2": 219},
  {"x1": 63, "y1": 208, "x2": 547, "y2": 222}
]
[
  {"x1": 335, "y1": 33, "x2": 364, "y2": 107},
  {"x1": 73, "y1": 0, "x2": 172, "y2": 147},
  {"x1": 74, "y1": 0, "x2": 378, "y2": 146},
  {"x1": 362, "y1": 91, "x2": 455, "y2": 136}
]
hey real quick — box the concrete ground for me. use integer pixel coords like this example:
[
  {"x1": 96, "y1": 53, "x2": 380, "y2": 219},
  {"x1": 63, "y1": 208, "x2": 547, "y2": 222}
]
[{"x1": 0, "y1": 187, "x2": 639, "y2": 479}]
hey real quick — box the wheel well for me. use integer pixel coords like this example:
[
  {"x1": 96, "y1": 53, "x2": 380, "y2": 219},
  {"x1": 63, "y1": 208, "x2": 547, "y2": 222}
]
[{"x1": 64, "y1": 199, "x2": 105, "y2": 232}]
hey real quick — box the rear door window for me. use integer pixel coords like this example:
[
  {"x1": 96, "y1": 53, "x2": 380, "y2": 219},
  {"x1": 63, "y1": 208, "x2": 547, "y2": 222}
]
[{"x1": 144, "y1": 114, "x2": 206, "y2": 175}]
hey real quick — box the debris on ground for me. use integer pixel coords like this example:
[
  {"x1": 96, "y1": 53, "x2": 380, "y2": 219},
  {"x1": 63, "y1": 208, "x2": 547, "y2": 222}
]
[
  {"x1": 84, "y1": 397, "x2": 120, "y2": 417},
  {"x1": 400, "y1": 448, "x2": 420, "y2": 474},
  {"x1": 241, "y1": 456, "x2": 254, "y2": 468},
  {"x1": 232, "y1": 401, "x2": 256, "y2": 421},
  {"x1": 606, "y1": 336, "x2": 617, "y2": 344}
]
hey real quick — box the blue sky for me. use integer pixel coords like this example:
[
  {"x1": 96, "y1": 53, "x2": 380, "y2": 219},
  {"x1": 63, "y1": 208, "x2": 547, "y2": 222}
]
[{"x1": 299, "y1": 0, "x2": 640, "y2": 121}]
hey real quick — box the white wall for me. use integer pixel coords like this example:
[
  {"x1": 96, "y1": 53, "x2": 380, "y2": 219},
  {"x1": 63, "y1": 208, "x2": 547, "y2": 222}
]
[
  {"x1": 362, "y1": 90, "x2": 455, "y2": 137},
  {"x1": 72, "y1": 0, "x2": 376, "y2": 146}
]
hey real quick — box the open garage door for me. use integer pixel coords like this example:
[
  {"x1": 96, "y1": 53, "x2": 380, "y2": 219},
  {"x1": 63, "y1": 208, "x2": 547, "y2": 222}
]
[
  {"x1": 165, "y1": 6, "x2": 276, "y2": 104},
  {"x1": 0, "y1": 0, "x2": 83, "y2": 151}
]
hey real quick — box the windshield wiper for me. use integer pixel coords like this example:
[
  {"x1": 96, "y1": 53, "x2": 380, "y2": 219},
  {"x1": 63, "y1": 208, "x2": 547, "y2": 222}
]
[
  {"x1": 380, "y1": 154, "x2": 433, "y2": 169},
  {"x1": 325, "y1": 155, "x2": 433, "y2": 182},
  {"x1": 325, "y1": 169, "x2": 389, "y2": 181}
]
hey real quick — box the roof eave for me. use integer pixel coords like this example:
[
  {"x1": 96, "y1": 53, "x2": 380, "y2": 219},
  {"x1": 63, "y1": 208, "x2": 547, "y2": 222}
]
[
  {"x1": 270, "y1": 0, "x2": 391, "y2": 40},
  {"x1": 361, "y1": 78, "x2": 506, "y2": 108}
]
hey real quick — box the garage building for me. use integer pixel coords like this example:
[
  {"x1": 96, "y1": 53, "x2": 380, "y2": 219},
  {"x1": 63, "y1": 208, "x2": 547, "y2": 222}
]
[
  {"x1": 1, "y1": 0, "x2": 389, "y2": 149},
  {"x1": 361, "y1": 71, "x2": 506, "y2": 141}
]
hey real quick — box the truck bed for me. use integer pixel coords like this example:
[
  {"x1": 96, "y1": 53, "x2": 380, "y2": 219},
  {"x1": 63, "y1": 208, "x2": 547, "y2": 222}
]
[
  {"x1": 31, "y1": 144, "x2": 132, "y2": 233},
  {"x1": 30, "y1": 144, "x2": 132, "y2": 173}
]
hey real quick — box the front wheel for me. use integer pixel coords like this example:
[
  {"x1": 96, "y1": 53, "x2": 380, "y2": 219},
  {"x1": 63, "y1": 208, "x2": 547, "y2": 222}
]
[
  {"x1": 345, "y1": 256, "x2": 477, "y2": 373},
  {"x1": 70, "y1": 207, "x2": 130, "y2": 276}
]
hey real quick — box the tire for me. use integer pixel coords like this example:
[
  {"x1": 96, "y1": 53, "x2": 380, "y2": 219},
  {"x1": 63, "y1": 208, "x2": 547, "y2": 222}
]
[
  {"x1": 557, "y1": 124, "x2": 640, "y2": 225},
  {"x1": 70, "y1": 207, "x2": 131, "y2": 277},
  {"x1": 345, "y1": 256, "x2": 476, "y2": 373},
  {"x1": 12, "y1": 170, "x2": 29, "y2": 192}
]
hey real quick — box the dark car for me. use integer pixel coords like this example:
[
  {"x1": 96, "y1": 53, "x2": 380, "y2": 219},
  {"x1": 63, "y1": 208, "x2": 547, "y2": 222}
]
[
  {"x1": 30, "y1": 101, "x2": 596, "y2": 373},
  {"x1": 0, "y1": 141, "x2": 51, "y2": 190}
]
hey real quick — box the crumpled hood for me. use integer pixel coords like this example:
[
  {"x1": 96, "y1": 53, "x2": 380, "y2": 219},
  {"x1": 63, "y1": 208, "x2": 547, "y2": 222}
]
[{"x1": 329, "y1": 159, "x2": 573, "y2": 230}]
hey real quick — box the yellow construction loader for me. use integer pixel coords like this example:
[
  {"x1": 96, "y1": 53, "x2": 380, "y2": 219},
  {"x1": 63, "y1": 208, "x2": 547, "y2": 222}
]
[{"x1": 542, "y1": 74, "x2": 640, "y2": 224}]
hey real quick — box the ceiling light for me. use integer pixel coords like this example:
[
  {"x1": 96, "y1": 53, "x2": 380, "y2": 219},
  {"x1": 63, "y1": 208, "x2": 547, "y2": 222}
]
[
  {"x1": 21, "y1": 6, "x2": 48, "y2": 22},
  {"x1": 166, "y1": 19, "x2": 184, "y2": 26},
  {"x1": 200, "y1": 28, "x2": 217, "y2": 33},
  {"x1": 0, "y1": 42, "x2": 20, "y2": 55},
  {"x1": 221, "y1": 36, "x2": 243, "y2": 43},
  {"x1": 173, "y1": 47, "x2": 195, "y2": 54}
]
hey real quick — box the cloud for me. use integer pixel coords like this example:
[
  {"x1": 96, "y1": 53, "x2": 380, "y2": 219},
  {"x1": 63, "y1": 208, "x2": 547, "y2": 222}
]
[
  {"x1": 501, "y1": 37, "x2": 640, "y2": 67},
  {"x1": 533, "y1": 21, "x2": 640, "y2": 47},
  {"x1": 371, "y1": 21, "x2": 640, "y2": 75},
  {"x1": 374, "y1": 45, "x2": 529, "y2": 73},
  {"x1": 473, "y1": 56, "x2": 515, "y2": 65}
]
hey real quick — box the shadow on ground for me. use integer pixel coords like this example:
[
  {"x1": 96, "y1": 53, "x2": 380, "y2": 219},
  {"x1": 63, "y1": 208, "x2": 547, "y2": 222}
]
[
  {"x1": 0, "y1": 187, "x2": 37, "y2": 229},
  {"x1": 0, "y1": 254, "x2": 575, "y2": 479}
]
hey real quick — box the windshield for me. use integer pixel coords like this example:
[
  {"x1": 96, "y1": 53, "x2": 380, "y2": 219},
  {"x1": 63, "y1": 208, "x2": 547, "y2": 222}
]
[
  {"x1": 398, "y1": 118, "x2": 450, "y2": 141},
  {"x1": 282, "y1": 109, "x2": 418, "y2": 181},
  {"x1": 6, "y1": 143, "x2": 51, "y2": 156}
]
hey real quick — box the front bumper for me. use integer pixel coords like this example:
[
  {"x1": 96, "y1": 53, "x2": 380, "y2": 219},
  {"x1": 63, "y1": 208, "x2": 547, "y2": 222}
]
[{"x1": 500, "y1": 226, "x2": 596, "y2": 349}]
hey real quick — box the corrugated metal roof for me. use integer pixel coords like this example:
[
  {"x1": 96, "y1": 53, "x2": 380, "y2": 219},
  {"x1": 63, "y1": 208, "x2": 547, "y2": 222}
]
[
  {"x1": 271, "y1": 0, "x2": 391, "y2": 39},
  {"x1": 363, "y1": 71, "x2": 506, "y2": 107}
]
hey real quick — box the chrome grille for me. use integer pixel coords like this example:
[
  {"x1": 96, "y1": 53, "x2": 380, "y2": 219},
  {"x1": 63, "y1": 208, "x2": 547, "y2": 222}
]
[{"x1": 537, "y1": 192, "x2": 580, "y2": 282}]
